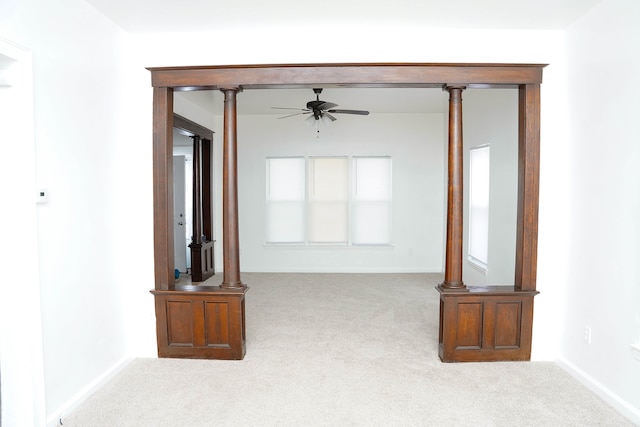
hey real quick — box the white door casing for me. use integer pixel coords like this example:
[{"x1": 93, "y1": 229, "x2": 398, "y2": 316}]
[{"x1": 173, "y1": 155, "x2": 187, "y2": 273}]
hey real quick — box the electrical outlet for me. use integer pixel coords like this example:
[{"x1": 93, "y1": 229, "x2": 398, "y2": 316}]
[{"x1": 583, "y1": 326, "x2": 592, "y2": 344}]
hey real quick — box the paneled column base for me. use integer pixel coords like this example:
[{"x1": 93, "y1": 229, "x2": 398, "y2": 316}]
[
  {"x1": 151, "y1": 285, "x2": 248, "y2": 360},
  {"x1": 436, "y1": 286, "x2": 538, "y2": 362}
]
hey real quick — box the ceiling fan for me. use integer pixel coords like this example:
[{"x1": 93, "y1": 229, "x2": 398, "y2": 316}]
[{"x1": 272, "y1": 88, "x2": 370, "y2": 124}]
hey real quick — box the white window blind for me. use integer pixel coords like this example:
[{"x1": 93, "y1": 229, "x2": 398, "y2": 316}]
[
  {"x1": 468, "y1": 145, "x2": 490, "y2": 269},
  {"x1": 308, "y1": 157, "x2": 349, "y2": 243},
  {"x1": 266, "y1": 157, "x2": 305, "y2": 243},
  {"x1": 352, "y1": 157, "x2": 392, "y2": 245},
  {"x1": 266, "y1": 156, "x2": 392, "y2": 245}
]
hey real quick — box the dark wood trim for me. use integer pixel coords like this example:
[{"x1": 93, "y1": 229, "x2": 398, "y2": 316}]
[
  {"x1": 515, "y1": 84, "x2": 541, "y2": 292},
  {"x1": 173, "y1": 113, "x2": 214, "y2": 141},
  {"x1": 148, "y1": 63, "x2": 544, "y2": 89},
  {"x1": 153, "y1": 87, "x2": 174, "y2": 291},
  {"x1": 201, "y1": 138, "x2": 213, "y2": 241},
  {"x1": 191, "y1": 135, "x2": 203, "y2": 245}
]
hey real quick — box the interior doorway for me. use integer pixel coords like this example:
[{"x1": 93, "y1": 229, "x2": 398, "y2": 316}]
[
  {"x1": 171, "y1": 113, "x2": 216, "y2": 282},
  {"x1": 173, "y1": 154, "x2": 188, "y2": 273},
  {"x1": 0, "y1": 38, "x2": 46, "y2": 424}
]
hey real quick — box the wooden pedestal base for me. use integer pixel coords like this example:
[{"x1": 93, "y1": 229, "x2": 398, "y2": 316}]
[
  {"x1": 151, "y1": 285, "x2": 247, "y2": 360},
  {"x1": 437, "y1": 286, "x2": 538, "y2": 362}
]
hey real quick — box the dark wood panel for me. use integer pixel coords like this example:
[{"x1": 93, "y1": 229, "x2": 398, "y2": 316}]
[
  {"x1": 456, "y1": 302, "x2": 482, "y2": 349},
  {"x1": 204, "y1": 301, "x2": 231, "y2": 348},
  {"x1": 166, "y1": 300, "x2": 194, "y2": 346},
  {"x1": 495, "y1": 302, "x2": 521, "y2": 349},
  {"x1": 190, "y1": 241, "x2": 215, "y2": 283}
]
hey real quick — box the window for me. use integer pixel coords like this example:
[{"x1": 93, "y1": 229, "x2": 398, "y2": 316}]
[
  {"x1": 352, "y1": 157, "x2": 392, "y2": 245},
  {"x1": 468, "y1": 145, "x2": 490, "y2": 270},
  {"x1": 266, "y1": 157, "x2": 305, "y2": 243},
  {"x1": 309, "y1": 157, "x2": 349, "y2": 243},
  {"x1": 266, "y1": 156, "x2": 392, "y2": 245}
]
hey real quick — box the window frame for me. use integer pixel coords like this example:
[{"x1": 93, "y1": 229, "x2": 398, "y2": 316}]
[{"x1": 467, "y1": 144, "x2": 490, "y2": 271}]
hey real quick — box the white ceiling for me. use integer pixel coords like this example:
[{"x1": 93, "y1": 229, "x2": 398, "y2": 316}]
[
  {"x1": 179, "y1": 87, "x2": 450, "y2": 116},
  {"x1": 89, "y1": 0, "x2": 599, "y2": 116},
  {"x1": 86, "y1": 0, "x2": 599, "y2": 33}
]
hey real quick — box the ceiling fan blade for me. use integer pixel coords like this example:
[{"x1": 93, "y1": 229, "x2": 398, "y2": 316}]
[
  {"x1": 323, "y1": 113, "x2": 337, "y2": 122},
  {"x1": 272, "y1": 107, "x2": 309, "y2": 111},
  {"x1": 277, "y1": 112, "x2": 311, "y2": 119},
  {"x1": 327, "y1": 109, "x2": 370, "y2": 115},
  {"x1": 318, "y1": 102, "x2": 338, "y2": 110}
]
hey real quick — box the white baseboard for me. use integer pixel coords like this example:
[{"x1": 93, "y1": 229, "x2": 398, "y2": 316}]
[
  {"x1": 47, "y1": 356, "x2": 134, "y2": 427},
  {"x1": 238, "y1": 268, "x2": 443, "y2": 274},
  {"x1": 556, "y1": 357, "x2": 640, "y2": 425}
]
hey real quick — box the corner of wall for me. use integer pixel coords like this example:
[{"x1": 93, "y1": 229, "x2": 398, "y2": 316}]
[{"x1": 556, "y1": 357, "x2": 640, "y2": 425}]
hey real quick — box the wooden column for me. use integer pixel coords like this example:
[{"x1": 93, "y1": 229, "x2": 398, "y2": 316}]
[
  {"x1": 515, "y1": 84, "x2": 541, "y2": 292},
  {"x1": 191, "y1": 135, "x2": 203, "y2": 245},
  {"x1": 440, "y1": 85, "x2": 466, "y2": 290},
  {"x1": 152, "y1": 87, "x2": 174, "y2": 290},
  {"x1": 220, "y1": 88, "x2": 244, "y2": 289}
]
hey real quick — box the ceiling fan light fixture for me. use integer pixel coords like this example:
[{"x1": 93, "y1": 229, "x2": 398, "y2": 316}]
[{"x1": 272, "y1": 88, "x2": 370, "y2": 126}]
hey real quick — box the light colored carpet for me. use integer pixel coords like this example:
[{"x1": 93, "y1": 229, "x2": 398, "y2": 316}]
[{"x1": 63, "y1": 273, "x2": 633, "y2": 426}]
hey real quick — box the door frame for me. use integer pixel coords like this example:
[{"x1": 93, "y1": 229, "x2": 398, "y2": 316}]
[
  {"x1": 0, "y1": 38, "x2": 46, "y2": 425},
  {"x1": 171, "y1": 113, "x2": 215, "y2": 277}
]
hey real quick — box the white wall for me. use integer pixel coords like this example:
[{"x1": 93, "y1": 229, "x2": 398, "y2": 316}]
[
  {"x1": 233, "y1": 112, "x2": 445, "y2": 273},
  {"x1": 13, "y1": 0, "x2": 640, "y2": 423},
  {"x1": 0, "y1": 0, "x2": 155, "y2": 424},
  {"x1": 0, "y1": 37, "x2": 46, "y2": 426},
  {"x1": 558, "y1": 0, "x2": 640, "y2": 421}
]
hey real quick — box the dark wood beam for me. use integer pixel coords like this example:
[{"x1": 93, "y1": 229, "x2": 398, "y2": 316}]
[{"x1": 148, "y1": 63, "x2": 545, "y2": 89}]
